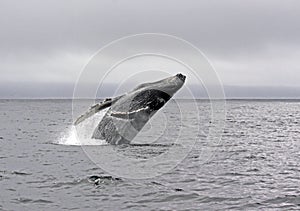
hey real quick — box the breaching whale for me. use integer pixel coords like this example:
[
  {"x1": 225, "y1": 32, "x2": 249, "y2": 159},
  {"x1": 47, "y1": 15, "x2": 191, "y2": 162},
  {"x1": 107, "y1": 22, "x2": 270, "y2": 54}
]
[{"x1": 74, "y1": 73, "x2": 186, "y2": 144}]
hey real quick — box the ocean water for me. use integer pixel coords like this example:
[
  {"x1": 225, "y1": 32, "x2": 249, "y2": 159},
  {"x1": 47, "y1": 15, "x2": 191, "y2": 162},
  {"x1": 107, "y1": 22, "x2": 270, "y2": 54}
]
[{"x1": 0, "y1": 99, "x2": 300, "y2": 210}]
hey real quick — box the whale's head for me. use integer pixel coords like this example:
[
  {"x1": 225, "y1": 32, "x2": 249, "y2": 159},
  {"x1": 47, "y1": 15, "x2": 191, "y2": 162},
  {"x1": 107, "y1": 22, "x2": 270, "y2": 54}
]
[
  {"x1": 110, "y1": 73, "x2": 186, "y2": 116},
  {"x1": 126, "y1": 73, "x2": 186, "y2": 113},
  {"x1": 132, "y1": 73, "x2": 186, "y2": 96}
]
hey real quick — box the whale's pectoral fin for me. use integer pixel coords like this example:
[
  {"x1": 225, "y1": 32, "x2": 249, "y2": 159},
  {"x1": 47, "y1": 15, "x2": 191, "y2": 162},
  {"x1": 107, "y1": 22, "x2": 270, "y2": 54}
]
[{"x1": 74, "y1": 98, "x2": 112, "y2": 125}]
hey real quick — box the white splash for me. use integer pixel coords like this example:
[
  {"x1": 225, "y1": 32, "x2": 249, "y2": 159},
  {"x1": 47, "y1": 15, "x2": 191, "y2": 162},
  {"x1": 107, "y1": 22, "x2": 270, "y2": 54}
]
[{"x1": 57, "y1": 109, "x2": 109, "y2": 146}]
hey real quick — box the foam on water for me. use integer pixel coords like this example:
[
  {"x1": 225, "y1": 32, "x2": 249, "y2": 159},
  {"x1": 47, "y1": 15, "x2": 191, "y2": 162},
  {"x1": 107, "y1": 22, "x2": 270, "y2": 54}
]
[{"x1": 57, "y1": 108, "x2": 109, "y2": 146}]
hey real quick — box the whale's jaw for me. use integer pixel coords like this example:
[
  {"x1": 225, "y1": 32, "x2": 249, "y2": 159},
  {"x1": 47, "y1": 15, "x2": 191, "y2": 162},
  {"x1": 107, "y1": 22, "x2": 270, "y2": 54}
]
[{"x1": 91, "y1": 73, "x2": 186, "y2": 144}]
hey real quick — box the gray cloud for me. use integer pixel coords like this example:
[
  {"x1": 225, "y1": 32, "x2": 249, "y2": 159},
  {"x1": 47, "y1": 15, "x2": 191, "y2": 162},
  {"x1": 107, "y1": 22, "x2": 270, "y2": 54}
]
[{"x1": 0, "y1": 0, "x2": 300, "y2": 97}]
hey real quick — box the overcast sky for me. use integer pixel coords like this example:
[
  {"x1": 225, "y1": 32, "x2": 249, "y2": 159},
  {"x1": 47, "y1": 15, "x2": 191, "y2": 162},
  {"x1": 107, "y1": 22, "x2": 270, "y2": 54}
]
[{"x1": 0, "y1": 0, "x2": 300, "y2": 98}]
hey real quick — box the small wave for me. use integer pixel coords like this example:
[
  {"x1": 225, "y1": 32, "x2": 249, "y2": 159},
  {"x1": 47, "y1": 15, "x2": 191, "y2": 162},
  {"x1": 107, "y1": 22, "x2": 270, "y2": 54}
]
[
  {"x1": 55, "y1": 109, "x2": 108, "y2": 146},
  {"x1": 88, "y1": 175, "x2": 122, "y2": 185},
  {"x1": 15, "y1": 198, "x2": 53, "y2": 204},
  {"x1": 11, "y1": 171, "x2": 32, "y2": 176}
]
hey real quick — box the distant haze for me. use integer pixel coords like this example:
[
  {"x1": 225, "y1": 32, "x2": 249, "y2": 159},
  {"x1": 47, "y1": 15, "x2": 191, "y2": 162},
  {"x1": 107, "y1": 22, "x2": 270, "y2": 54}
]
[{"x1": 0, "y1": 0, "x2": 300, "y2": 98}]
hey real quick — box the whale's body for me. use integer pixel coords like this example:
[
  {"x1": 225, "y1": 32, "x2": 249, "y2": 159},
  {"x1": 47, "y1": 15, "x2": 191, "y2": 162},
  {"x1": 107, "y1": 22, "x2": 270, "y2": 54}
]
[{"x1": 74, "y1": 73, "x2": 186, "y2": 144}]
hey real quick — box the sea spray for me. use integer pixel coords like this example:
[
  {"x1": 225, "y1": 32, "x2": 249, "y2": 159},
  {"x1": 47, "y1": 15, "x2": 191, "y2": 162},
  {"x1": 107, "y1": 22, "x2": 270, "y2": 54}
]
[{"x1": 57, "y1": 108, "x2": 109, "y2": 145}]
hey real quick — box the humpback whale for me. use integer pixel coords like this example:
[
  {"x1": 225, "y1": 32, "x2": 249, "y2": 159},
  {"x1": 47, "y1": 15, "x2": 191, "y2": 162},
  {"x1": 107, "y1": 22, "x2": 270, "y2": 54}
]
[{"x1": 74, "y1": 73, "x2": 186, "y2": 144}]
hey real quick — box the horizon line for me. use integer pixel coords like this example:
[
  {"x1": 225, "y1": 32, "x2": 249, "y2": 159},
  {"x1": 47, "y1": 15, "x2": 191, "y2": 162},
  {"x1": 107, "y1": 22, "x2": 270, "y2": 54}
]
[{"x1": 1, "y1": 97, "x2": 300, "y2": 100}]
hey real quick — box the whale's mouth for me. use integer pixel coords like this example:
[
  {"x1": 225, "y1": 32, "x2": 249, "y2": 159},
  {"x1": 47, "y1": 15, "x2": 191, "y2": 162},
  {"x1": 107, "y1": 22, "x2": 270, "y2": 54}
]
[{"x1": 176, "y1": 73, "x2": 186, "y2": 82}]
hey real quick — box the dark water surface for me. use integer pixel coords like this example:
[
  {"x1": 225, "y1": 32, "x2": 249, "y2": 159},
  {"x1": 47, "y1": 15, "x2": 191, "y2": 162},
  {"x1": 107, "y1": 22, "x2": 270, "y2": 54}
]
[{"x1": 0, "y1": 99, "x2": 300, "y2": 210}]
